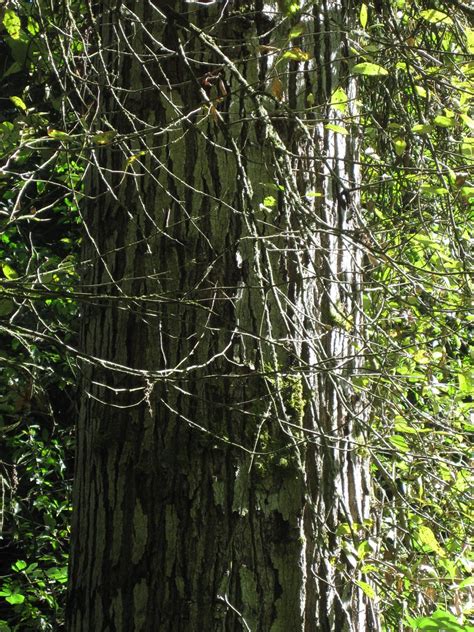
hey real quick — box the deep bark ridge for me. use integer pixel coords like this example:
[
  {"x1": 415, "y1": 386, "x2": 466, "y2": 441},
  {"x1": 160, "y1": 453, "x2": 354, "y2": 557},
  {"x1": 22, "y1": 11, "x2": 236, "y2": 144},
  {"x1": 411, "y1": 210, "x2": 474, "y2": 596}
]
[{"x1": 67, "y1": 1, "x2": 379, "y2": 630}]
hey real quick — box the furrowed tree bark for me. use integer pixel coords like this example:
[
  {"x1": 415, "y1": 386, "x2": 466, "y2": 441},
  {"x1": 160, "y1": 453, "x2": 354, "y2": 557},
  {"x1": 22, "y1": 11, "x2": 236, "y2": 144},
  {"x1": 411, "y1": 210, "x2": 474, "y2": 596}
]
[{"x1": 67, "y1": 1, "x2": 379, "y2": 630}]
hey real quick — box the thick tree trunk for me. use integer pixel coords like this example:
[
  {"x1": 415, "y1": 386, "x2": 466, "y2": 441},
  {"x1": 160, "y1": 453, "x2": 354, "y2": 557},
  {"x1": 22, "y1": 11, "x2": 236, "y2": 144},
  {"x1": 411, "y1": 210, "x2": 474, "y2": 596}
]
[{"x1": 67, "y1": 1, "x2": 379, "y2": 630}]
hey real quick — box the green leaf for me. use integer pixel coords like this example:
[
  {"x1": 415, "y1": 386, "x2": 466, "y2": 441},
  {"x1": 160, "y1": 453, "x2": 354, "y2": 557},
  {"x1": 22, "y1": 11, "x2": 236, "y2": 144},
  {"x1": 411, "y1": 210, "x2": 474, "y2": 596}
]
[
  {"x1": 389, "y1": 434, "x2": 409, "y2": 453},
  {"x1": 2, "y1": 10, "x2": 21, "y2": 40},
  {"x1": 353, "y1": 63, "x2": 388, "y2": 77},
  {"x1": 458, "y1": 577, "x2": 474, "y2": 589},
  {"x1": 414, "y1": 85, "x2": 427, "y2": 98},
  {"x1": 45, "y1": 566, "x2": 68, "y2": 583},
  {"x1": 412, "y1": 123, "x2": 432, "y2": 134},
  {"x1": 461, "y1": 137, "x2": 474, "y2": 161},
  {"x1": 11, "y1": 560, "x2": 27, "y2": 572},
  {"x1": 5, "y1": 593, "x2": 25, "y2": 605},
  {"x1": 330, "y1": 87, "x2": 348, "y2": 113},
  {"x1": 355, "y1": 580, "x2": 376, "y2": 599},
  {"x1": 393, "y1": 137, "x2": 406, "y2": 156},
  {"x1": 433, "y1": 115, "x2": 455, "y2": 128},
  {"x1": 394, "y1": 419, "x2": 418, "y2": 434},
  {"x1": 418, "y1": 525, "x2": 445, "y2": 557},
  {"x1": 325, "y1": 124, "x2": 348, "y2": 135},
  {"x1": 360, "y1": 3, "x2": 368, "y2": 29},
  {"x1": 1, "y1": 264, "x2": 18, "y2": 280},
  {"x1": 419, "y1": 10, "x2": 453, "y2": 26},
  {"x1": 9, "y1": 96, "x2": 27, "y2": 112},
  {"x1": 92, "y1": 130, "x2": 117, "y2": 145},
  {"x1": 288, "y1": 23, "x2": 304, "y2": 40},
  {"x1": 411, "y1": 609, "x2": 470, "y2": 631},
  {"x1": 282, "y1": 47, "x2": 310, "y2": 62},
  {"x1": 460, "y1": 114, "x2": 474, "y2": 130},
  {"x1": 48, "y1": 129, "x2": 72, "y2": 142},
  {"x1": 263, "y1": 195, "x2": 277, "y2": 208},
  {"x1": 26, "y1": 17, "x2": 40, "y2": 36}
]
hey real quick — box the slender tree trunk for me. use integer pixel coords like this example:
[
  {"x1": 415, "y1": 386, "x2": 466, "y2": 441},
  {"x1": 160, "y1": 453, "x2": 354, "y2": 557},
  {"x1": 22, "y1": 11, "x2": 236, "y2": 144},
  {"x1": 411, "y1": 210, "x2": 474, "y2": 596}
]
[{"x1": 67, "y1": 1, "x2": 379, "y2": 630}]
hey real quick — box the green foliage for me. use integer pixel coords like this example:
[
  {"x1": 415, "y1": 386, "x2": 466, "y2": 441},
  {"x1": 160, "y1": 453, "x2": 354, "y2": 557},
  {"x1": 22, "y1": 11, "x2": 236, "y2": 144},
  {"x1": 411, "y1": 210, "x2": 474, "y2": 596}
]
[
  {"x1": 0, "y1": 2, "x2": 78, "y2": 629},
  {"x1": 355, "y1": 1, "x2": 473, "y2": 628}
]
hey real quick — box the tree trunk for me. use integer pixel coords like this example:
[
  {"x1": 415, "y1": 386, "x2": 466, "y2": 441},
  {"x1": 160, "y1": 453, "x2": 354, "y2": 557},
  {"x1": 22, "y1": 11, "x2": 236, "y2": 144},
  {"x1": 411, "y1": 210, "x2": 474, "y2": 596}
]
[{"x1": 67, "y1": 1, "x2": 379, "y2": 630}]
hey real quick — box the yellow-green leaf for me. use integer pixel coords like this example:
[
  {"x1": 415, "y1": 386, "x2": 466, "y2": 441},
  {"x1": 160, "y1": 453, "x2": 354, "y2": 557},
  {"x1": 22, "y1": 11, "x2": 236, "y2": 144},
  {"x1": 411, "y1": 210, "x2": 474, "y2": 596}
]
[
  {"x1": 418, "y1": 526, "x2": 445, "y2": 557},
  {"x1": 412, "y1": 123, "x2": 432, "y2": 134},
  {"x1": 353, "y1": 62, "x2": 388, "y2": 77},
  {"x1": 2, "y1": 264, "x2": 18, "y2": 280},
  {"x1": 27, "y1": 17, "x2": 40, "y2": 35},
  {"x1": 263, "y1": 195, "x2": 277, "y2": 208},
  {"x1": 282, "y1": 47, "x2": 310, "y2": 62},
  {"x1": 460, "y1": 114, "x2": 474, "y2": 130},
  {"x1": 3, "y1": 9, "x2": 21, "y2": 40},
  {"x1": 125, "y1": 151, "x2": 146, "y2": 168},
  {"x1": 393, "y1": 138, "x2": 406, "y2": 156},
  {"x1": 419, "y1": 10, "x2": 452, "y2": 26},
  {"x1": 433, "y1": 115, "x2": 455, "y2": 128},
  {"x1": 394, "y1": 418, "x2": 418, "y2": 434},
  {"x1": 48, "y1": 129, "x2": 72, "y2": 142},
  {"x1": 330, "y1": 87, "x2": 348, "y2": 113},
  {"x1": 288, "y1": 23, "x2": 304, "y2": 40},
  {"x1": 415, "y1": 85, "x2": 427, "y2": 98},
  {"x1": 355, "y1": 580, "x2": 376, "y2": 599},
  {"x1": 360, "y1": 3, "x2": 368, "y2": 29},
  {"x1": 92, "y1": 130, "x2": 117, "y2": 145},
  {"x1": 325, "y1": 123, "x2": 348, "y2": 135},
  {"x1": 389, "y1": 434, "x2": 409, "y2": 453},
  {"x1": 9, "y1": 96, "x2": 27, "y2": 112},
  {"x1": 460, "y1": 137, "x2": 474, "y2": 162}
]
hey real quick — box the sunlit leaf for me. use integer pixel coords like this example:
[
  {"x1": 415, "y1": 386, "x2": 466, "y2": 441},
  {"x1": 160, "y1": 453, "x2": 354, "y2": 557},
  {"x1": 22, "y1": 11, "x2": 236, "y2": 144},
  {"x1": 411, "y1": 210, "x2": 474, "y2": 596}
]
[
  {"x1": 433, "y1": 115, "x2": 455, "y2": 128},
  {"x1": 282, "y1": 47, "x2": 310, "y2": 62},
  {"x1": 412, "y1": 123, "x2": 432, "y2": 134},
  {"x1": 9, "y1": 96, "x2": 27, "y2": 112},
  {"x1": 1, "y1": 264, "x2": 18, "y2": 280},
  {"x1": 460, "y1": 114, "x2": 474, "y2": 130},
  {"x1": 419, "y1": 10, "x2": 453, "y2": 26},
  {"x1": 414, "y1": 85, "x2": 427, "y2": 98},
  {"x1": 461, "y1": 137, "x2": 474, "y2": 161},
  {"x1": 288, "y1": 23, "x2": 304, "y2": 40},
  {"x1": 353, "y1": 62, "x2": 389, "y2": 77},
  {"x1": 394, "y1": 419, "x2": 418, "y2": 434},
  {"x1": 355, "y1": 580, "x2": 376, "y2": 599},
  {"x1": 331, "y1": 87, "x2": 348, "y2": 113},
  {"x1": 125, "y1": 151, "x2": 146, "y2": 168},
  {"x1": 27, "y1": 16, "x2": 40, "y2": 35},
  {"x1": 5, "y1": 593, "x2": 25, "y2": 605},
  {"x1": 263, "y1": 196, "x2": 277, "y2": 208},
  {"x1": 393, "y1": 138, "x2": 406, "y2": 156},
  {"x1": 48, "y1": 129, "x2": 72, "y2": 142},
  {"x1": 92, "y1": 130, "x2": 117, "y2": 145},
  {"x1": 2, "y1": 10, "x2": 21, "y2": 40},
  {"x1": 360, "y1": 3, "x2": 368, "y2": 29},
  {"x1": 325, "y1": 123, "x2": 348, "y2": 135},
  {"x1": 389, "y1": 434, "x2": 409, "y2": 453},
  {"x1": 418, "y1": 526, "x2": 445, "y2": 556},
  {"x1": 11, "y1": 560, "x2": 27, "y2": 572}
]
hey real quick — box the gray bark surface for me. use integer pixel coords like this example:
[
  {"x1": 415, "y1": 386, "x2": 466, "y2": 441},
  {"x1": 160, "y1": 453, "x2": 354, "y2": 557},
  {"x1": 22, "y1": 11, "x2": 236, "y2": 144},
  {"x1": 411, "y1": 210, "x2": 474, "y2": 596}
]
[{"x1": 67, "y1": 2, "x2": 379, "y2": 630}]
